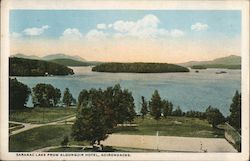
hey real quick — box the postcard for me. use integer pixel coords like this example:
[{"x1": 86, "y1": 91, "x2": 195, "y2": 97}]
[{"x1": 0, "y1": 0, "x2": 249, "y2": 160}]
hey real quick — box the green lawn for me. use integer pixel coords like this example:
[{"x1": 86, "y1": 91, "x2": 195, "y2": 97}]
[
  {"x1": 9, "y1": 107, "x2": 76, "y2": 124},
  {"x1": 114, "y1": 116, "x2": 224, "y2": 138},
  {"x1": 9, "y1": 116, "x2": 225, "y2": 152},
  {"x1": 9, "y1": 124, "x2": 88, "y2": 152}
]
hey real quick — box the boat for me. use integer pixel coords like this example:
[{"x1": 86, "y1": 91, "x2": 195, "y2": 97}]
[{"x1": 216, "y1": 71, "x2": 227, "y2": 74}]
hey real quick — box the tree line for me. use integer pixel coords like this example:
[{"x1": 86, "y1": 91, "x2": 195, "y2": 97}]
[
  {"x1": 9, "y1": 57, "x2": 74, "y2": 76},
  {"x1": 9, "y1": 78, "x2": 75, "y2": 110}
]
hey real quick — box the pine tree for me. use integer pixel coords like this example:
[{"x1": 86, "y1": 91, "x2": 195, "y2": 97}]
[
  {"x1": 149, "y1": 90, "x2": 162, "y2": 120},
  {"x1": 229, "y1": 90, "x2": 241, "y2": 132},
  {"x1": 140, "y1": 96, "x2": 148, "y2": 119},
  {"x1": 63, "y1": 88, "x2": 73, "y2": 107},
  {"x1": 162, "y1": 99, "x2": 169, "y2": 118}
]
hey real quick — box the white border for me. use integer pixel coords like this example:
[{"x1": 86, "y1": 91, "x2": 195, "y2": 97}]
[{"x1": 1, "y1": 0, "x2": 249, "y2": 160}]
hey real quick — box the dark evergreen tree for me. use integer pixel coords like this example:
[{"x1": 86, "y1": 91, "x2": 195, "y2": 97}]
[
  {"x1": 149, "y1": 90, "x2": 162, "y2": 120},
  {"x1": 63, "y1": 88, "x2": 73, "y2": 107},
  {"x1": 140, "y1": 96, "x2": 148, "y2": 119},
  {"x1": 229, "y1": 90, "x2": 241, "y2": 132},
  {"x1": 9, "y1": 78, "x2": 31, "y2": 109},
  {"x1": 205, "y1": 106, "x2": 225, "y2": 128},
  {"x1": 162, "y1": 100, "x2": 173, "y2": 117}
]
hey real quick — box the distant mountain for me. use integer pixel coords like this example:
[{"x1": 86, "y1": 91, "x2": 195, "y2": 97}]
[
  {"x1": 50, "y1": 59, "x2": 92, "y2": 66},
  {"x1": 179, "y1": 55, "x2": 241, "y2": 67},
  {"x1": 43, "y1": 53, "x2": 86, "y2": 62},
  {"x1": 12, "y1": 53, "x2": 41, "y2": 60}
]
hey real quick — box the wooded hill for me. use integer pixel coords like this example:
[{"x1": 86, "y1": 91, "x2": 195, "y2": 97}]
[
  {"x1": 92, "y1": 62, "x2": 189, "y2": 73},
  {"x1": 9, "y1": 57, "x2": 74, "y2": 76}
]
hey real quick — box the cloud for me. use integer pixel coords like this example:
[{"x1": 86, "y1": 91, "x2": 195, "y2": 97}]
[
  {"x1": 11, "y1": 32, "x2": 22, "y2": 38},
  {"x1": 23, "y1": 25, "x2": 50, "y2": 36},
  {"x1": 85, "y1": 29, "x2": 109, "y2": 41},
  {"x1": 191, "y1": 22, "x2": 208, "y2": 31},
  {"x1": 60, "y1": 28, "x2": 83, "y2": 40},
  {"x1": 85, "y1": 14, "x2": 184, "y2": 41},
  {"x1": 169, "y1": 29, "x2": 185, "y2": 37},
  {"x1": 97, "y1": 24, "x2": 107, "y2": 30}
]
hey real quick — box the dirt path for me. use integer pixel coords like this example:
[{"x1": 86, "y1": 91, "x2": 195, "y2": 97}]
[
  {"x1": 33, "y1": 145, "x2": 91, "y2": 152},
  {"x1": 101, "y1": 134, "x2": 237, "y2": 152},
  {"x1": 9, "y1": 116, "x2": 76, "y2": 136}
]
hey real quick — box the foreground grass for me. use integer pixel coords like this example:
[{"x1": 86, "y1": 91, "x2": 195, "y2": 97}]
[
  {"x1": 114, "y1": 116, "x2": 224, "y2": 138},
  {"x1": 9, "y1": 125, "x2": 88, "y2": 152},
  {"x1": 9, "y1": 107, "x2": 76, "y2": 124}
]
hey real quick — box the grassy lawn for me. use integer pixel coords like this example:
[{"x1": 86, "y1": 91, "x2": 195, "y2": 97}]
[
  {"x1": 9, "y1": 125, "x2": 88, "y2": 152},
  {"x1": 114, "y1": 116, "x2": 224, "y2": 138},
  {"x1": 9, "y1": 107, "x2": 76, "y2": 124}
]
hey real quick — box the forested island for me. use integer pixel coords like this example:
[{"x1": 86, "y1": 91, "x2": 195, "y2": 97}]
[
  {"x1": 92, "y1": 62, "x2": 189, "y2": 73},
  {"x1": 9, "y1": 57, "x2": 74, "y2": 76},
  {"x1": 191, "y1": 64, "x2": 240, "y2": 69}
]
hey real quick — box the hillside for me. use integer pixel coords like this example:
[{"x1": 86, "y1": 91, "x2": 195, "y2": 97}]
[
  {"x1": 12, "y1": 53, "x2": 86, "y2": 62},
  {"x1": 92, "y1": 62, "x2": 189, "y2": 73},
  {"x1": 180, "y1": 55, "x2": 241, "y2": 67},
  {"x1": 13, "y1": 53, "x2": 41, "y2": 60},
  {"x1": 50, "y1": 59, "x2": 102, "y2": 66},
  {"x1": 43, "y1": 53, "x2": 86, "y2": 62},
  {"x1": 50, "y1": 59, "x2": 93, "y2": 66},
  {"x1": 9, "y1": 57, "x2": 74, "y2": 76}
]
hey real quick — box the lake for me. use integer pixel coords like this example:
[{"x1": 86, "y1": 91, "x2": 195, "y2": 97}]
[{"x1": 15, "y1": 66, "x2": 241, "y2": 116}]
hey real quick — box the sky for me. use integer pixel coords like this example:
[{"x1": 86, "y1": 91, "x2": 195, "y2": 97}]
[{"x1": 10, "y1": 10, "x2": 241, "y2": 63}]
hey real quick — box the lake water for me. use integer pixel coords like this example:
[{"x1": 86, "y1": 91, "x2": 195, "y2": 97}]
[{"x1": 15, "y1": 66, "x2": 241, "y2": 116}]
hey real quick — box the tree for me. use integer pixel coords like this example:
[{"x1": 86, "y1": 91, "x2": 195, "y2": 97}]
[
  {"x1": 9, "y1": 78, "x2": 31, "y2": 109},
  {"x1": 172, "y1": 106, "x2": 183, "y2": 116},
  {"x1": 140, "y1": 96, "x2": 148, "y2": 119},
  {"x1": 149, "y1": 90, "x2": 162, "y2": 120},
  {"x1": 71, "y1": 104, "x2": 108, "y2": 147},
  {"x1": 228, "y1": 90, "x2": 241, "y2": 131},
  {"x1": 205, "y1": 106, "x2": 225, "y2": 128},
  {"x1": 162, "y1": 100, "x2": 173, "y2": 117},
  {"x1": 61, "y1": 135, "x2": 69, "y2": 147},
  {"x1": 32, "y1": 83, "x2": 61, "y2": 107},
  {"x1": 63, "y1": 88, "x2": 73, "y2": 107},
  {"x1": 73, "y1": 84, "x2": 136, "y2": 147}
]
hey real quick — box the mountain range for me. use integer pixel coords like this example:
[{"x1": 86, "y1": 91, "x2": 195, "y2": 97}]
[
  {"x1": 11, "y1": 53, "x2": 101, "y2": 66},
  {"x1": 13, "y1": 53, "x2": 86, "y2": 62},
  {"x1": 179, "y1": 55, "x2": 241, "y2": 67},
  {"x1": 11, "y1": 53, "x2": 241, "y2": 68}
]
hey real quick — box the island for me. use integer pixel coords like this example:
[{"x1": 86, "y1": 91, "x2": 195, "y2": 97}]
[
  {"x1": 92, "y1": 62, "x2": 189, "y2": 73},
  {"x1": 9, "y1": 57, "x2": 74, "y2": 76},
  {"x1": 191, "y1": 65, "x2": 207, "y2": 69}
]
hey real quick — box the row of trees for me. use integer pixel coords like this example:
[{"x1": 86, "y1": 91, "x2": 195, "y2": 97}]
[
  {"x1": 71, "y1": 84, "x2": 136, "y2": 145},
  {"x1": 140, "y1": 90, "x2": 241, "y2": 130},
  {"x1": 9, "y1": 78, "x2": 75, "y2": 109}
]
